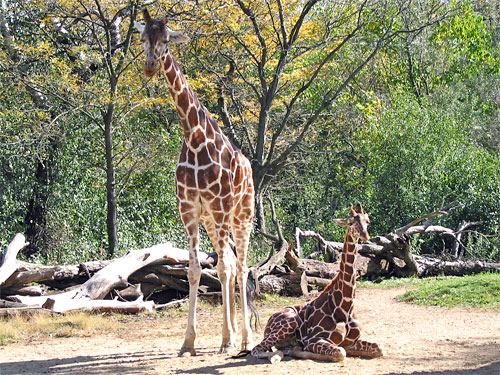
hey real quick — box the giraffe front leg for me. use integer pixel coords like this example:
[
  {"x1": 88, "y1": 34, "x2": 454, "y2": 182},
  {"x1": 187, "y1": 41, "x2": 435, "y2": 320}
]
[
  {"x1": 341, "y1": 317, "x2": 383, "y2": 358},
  {"x1": 216, "y1": 242, "x2": 237, "y2": 353},
  {"x1": 251, "y1": 308, "x2": 300, "y2": 364},
  {"x1": 232, "y1": 222, "x2": 253, "y2": 351},
  {"x1": 179, "y1": 213, "x2": 202, "y2": 357},
  {"x1": 299, "y1": 338, "x2": 347, "y2": 362}
]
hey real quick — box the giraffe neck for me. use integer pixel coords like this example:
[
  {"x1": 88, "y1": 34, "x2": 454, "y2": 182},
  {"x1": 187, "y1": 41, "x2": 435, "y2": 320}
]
[
  {"x1": 335, "y1": 231, "x2": 358, "y2": 301},
  {"x1": 159, "y1": 48, "x2": 212, "y2": 139}
]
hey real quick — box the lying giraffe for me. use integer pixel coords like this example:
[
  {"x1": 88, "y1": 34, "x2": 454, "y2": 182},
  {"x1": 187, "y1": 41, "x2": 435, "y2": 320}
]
[{"x1": 251, "y1": 204, "x2": 383, "y2": 363}]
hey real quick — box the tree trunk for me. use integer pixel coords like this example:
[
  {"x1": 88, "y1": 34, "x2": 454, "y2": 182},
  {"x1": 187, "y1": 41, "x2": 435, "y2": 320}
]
[
  {"x1": 254, "y1": 185, "x2": 267, "y2": 233},
  {"x1": 104, "y1": 101, "x2": 118, "y2": 258},
  {"x1": 259, "y1": 272, "x2": 308, "y2": 296}
]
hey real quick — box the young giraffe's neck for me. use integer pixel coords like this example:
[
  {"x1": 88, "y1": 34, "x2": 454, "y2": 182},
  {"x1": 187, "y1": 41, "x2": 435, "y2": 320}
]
[
  {"x1": 159, "y1": 48, "x2": 211, "y2": 139},
  {"x1": 334, "y1": 230, "x2": 359, "y2": 301}
]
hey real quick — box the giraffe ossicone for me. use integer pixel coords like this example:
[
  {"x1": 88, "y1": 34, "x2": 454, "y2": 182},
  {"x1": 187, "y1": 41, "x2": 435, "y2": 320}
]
[
  {"x1": 250, "y1": 203, "x2": 383, "y2": 363},
  {"x1": 135, "y1": 8, "x2": 255, "y2": 356}
]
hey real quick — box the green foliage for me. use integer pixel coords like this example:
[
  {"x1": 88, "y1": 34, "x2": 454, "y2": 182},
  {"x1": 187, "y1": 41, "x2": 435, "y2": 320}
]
[{"x1": 1, "y1": 0, "x2": 499, "y2": 265}]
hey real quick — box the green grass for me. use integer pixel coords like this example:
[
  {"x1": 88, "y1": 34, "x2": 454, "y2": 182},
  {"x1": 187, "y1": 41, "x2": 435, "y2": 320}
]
[{"x1": 361, "y1": 272, "x2": 500, "y2": 310}]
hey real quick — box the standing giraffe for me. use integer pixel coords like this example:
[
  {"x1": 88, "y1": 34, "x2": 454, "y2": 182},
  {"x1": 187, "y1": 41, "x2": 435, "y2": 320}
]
[
  {"x1": 250, "y1": 204, "x2": 383, "y2": 363},
  {"x1": 134, "y1": 9, "x2": 255, "y2": 356}
]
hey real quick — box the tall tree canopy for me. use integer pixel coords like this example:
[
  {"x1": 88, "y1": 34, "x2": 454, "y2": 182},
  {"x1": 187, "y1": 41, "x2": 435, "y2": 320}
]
[{"x1": 1, "y1": 0, "x2": 498, "y2": 262}]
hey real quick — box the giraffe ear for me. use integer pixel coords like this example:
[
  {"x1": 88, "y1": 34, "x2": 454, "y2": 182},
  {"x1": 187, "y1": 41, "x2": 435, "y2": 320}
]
[
  {"x1": 134, "y1": 21, "x2": 145, "y2": 33},
  {"x1": 333, "y1": 218, "x2": 349, "y2": 227},
  {"x1": 166, "y1": 28, "x2": 190, "y2": 43}
]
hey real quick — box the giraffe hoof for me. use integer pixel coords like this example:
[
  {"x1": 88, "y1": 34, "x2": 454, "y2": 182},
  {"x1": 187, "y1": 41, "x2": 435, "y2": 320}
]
[
  {"x1": 269, "y1": 351, "x2": 284, "y2": 364},
  {"x1": 331, "y1": 347, "x2": 347, "y2": 362},
  {"x1": 179, "y1": 346, "x2": 196, "y2": 357},
  {"x1": 240, "y1": 341, "x2": 254, "y2": 352},
  {"x1": 219, "y1": 343, "x2": 236, "y2": 354}
]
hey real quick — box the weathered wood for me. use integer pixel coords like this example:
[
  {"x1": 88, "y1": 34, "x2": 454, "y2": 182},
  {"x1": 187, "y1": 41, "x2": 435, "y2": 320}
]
[
  {"x1": 414, "y1": 255, "x2": 500, "y2": 277},
  {"x1": 259, "y1": 272, "x2": 308, "y2": 296},
  {"x1": 0, "y1": 285, "x2": 45, "y2": 297},
  {"x1": 295, "y1": 228, "x2": 341, "y2": 262},
  {"x1": 3, "y1": 260, "x2": 112, "y2": 289},
  {"x1": 305, "y1": 276, "x2": 332, "y2": 289},
  {"x1": 42, "y1": 297, "x2": 155, "y2": 314},
  {"x1": 2, "y1": 243, "x2": 211, "y2": 291},
  {"x1": 0, "y1": 234, "x2": 29, "y2": 285},
  {"x1": 0, "y1": 299, "x2": 56, "y2": 317},
  {"x1": 156, "y1": 298, "x2": 189, "y2": 310},
  {"x1": 10, "y1": 243, "x2": 188, "y2": 312},
  {"x1": 114, "y1": 284, "x2": 143, "y2": 301},
  {"x1": 284, "y1": 248, "x2": 338, "y2": 278}
]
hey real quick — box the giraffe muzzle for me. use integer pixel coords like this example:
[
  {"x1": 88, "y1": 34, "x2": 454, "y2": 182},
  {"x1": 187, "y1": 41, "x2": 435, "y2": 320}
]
[{"x1": 144, "y1": 60, "x2": 158, "y2": 77}]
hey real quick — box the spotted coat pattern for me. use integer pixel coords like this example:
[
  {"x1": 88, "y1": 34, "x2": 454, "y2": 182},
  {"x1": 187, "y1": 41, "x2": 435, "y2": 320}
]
[
  {"x1": 251, "y1": 205, "x2": 383, "y2": 361},
  {"x1": 136, "y1": 9, "x2": 254, "y2": 355}
]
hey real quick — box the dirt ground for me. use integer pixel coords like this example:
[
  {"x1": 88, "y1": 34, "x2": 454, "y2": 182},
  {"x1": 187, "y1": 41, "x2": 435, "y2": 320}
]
[{"x1": 1, "y1": 287, "x2": 499, "y2": 375}]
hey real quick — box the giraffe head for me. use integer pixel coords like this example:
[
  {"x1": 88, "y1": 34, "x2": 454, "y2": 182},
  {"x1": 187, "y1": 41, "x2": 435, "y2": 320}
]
[
  {"x1": 333, "y1": 203, "x2": 370, "y2": 242},
  {"x1": 134, "y1": 9, "x2": 189, "y2": 77}
]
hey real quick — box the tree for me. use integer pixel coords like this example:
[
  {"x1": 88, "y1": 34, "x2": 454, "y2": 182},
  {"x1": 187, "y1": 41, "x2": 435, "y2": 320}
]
[
  {"x1": 171, "y1": 0, "x2": 452, "y2": 232},
  {"x1": 1, "y1": 0, "x2": 181, "y2": 258}
]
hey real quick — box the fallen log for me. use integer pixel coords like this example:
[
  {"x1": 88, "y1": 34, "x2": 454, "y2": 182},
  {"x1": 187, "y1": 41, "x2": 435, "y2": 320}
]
[
  {"x1": 414, "y1": 255, "x2": 500, "y2": 277},
  {"x1": 0, "y1": 300, "x2": 54, "y2": 318},
  {"x1": 0, "y1": 233, "x2": 29, "y2": 285},
  {"x1": 3, "y1": 260, "x2": 112, "y2": 289},
  {"x1": 0, "y1": 285, "x2": 45, "y2": 297},
  {"x1": 259, "y1": 272, "x2": 309, "y2": 296},
  {"x1": 9, "y1": 242, "x2": 194, "y2": 313},
  {"x1": 42, "y1": 296, "x2": 155, "y2": 314}
]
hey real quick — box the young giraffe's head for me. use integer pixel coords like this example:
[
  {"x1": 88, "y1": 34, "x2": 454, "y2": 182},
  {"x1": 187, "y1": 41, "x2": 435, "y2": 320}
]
[
  {"x1": 333, "y1": 203, "x2": 370, "y2": 243},
  {"x1": 134, "y1": 8, "x2": 189, "y2": 77}
]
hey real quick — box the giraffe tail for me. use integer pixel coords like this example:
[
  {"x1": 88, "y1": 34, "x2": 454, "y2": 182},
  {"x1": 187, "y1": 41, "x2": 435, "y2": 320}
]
[
  {"x1": 246, "y1": 271, "x2": 260, "y2": 330},
  {"x1": 231, "y1": 349, "x2": 251, "y2": 359}
]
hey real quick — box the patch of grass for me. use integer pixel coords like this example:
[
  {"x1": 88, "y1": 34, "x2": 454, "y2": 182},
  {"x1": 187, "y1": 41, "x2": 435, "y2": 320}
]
[
  {"x1": 0, "y1": 312, "x2": 120, "y2": 345},
  {"x1": 258, "y1": 293, "x2": 304, "y2": 308},
  {"x1": 0, "y1": 330, "x2": 15, "y2": 345},
  {"x1": 358, "y1": 277, "x2": 425, "y2": 289},
  {"x1": 397, "y1": 272, "x2": 500, "y2": 309},
  {"x1": 359, "y1": 272, "x2": 500, "y2": 309}
]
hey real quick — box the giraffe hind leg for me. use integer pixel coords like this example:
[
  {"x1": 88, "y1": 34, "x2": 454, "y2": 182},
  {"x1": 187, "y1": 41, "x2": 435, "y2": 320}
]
[{"x1": 345, "y1": 339, "x2": 384, "y2": 358}]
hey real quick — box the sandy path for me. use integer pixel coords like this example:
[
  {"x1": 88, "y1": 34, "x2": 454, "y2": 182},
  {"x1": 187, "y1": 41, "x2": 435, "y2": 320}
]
[{"x1": 1, "y1": 288, "x2": 499, "y2": 375}]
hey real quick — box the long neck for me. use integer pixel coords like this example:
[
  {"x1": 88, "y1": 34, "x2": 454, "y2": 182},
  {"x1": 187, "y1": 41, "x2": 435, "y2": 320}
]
[
  {"x1": 160, "y1": 49, "x2": 207, "y2": 138},
  {"x1": 315, "y1": 229, "x2": 359, "y2": 312},
  {"x1": 337, "y1": 230, "x2": 359, "y2": 300}
]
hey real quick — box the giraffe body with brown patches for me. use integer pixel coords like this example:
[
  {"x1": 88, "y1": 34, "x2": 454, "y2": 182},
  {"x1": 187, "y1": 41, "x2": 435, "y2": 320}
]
[
  {"x1": 135, "y1": 9, "x2": 254, "y2": 356},
  {"x1": 251, "y1": 204, "x2": 383, "y2": 363}
]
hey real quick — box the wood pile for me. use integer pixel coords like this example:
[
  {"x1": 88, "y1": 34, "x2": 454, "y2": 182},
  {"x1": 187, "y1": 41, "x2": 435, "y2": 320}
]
[
  {"x1": 0, "y1": 235, "x2": 221, "y2": 315},
  {"x1": 2, "y1": 200, "x2": 499, "y2": 316}
]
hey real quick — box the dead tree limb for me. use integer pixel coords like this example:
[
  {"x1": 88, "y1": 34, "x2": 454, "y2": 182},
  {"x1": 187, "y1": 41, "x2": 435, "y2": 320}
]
[
  {"x1": 0, "y1": 234, "x2": 29, "y2": 285},
  {"x1": 9, "y1": 243, "x2": 194, "y2": 312},
  {"x1": 295, "y1": 228, "x2": 341, "y2": 262},
  {"x1": 293, "y1": 202, "x2": 498, "y2": 279}
]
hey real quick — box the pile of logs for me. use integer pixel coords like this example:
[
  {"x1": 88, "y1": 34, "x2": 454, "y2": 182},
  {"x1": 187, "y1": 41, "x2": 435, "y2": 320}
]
[
  {"x1": 1, "y1": 201, "x2": 499, "y2": 315},
  {"x1": 0, "y1": 235, "x2": 221, "y2": 315}
]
